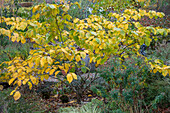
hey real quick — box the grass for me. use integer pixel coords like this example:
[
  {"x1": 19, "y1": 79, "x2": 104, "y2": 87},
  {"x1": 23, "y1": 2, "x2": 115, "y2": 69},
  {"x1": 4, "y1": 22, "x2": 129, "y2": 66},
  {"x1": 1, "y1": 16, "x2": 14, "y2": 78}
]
[{"x1": 57, "y1": 99, "x2": 102, "y2": 113}]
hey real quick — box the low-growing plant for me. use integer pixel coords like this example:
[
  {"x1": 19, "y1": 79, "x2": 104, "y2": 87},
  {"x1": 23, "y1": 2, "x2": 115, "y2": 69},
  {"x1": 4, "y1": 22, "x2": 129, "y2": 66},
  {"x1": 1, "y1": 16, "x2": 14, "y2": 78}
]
[
  {"x1": 67, "y1": 0, "x2": 93, "y2": 19},
  {"x1": 57, "y1": 99, "x2": 102, "y2": 113},
  {"x1": 147, "y1": 39, "x2": 170, "y2": 65},
  {"x1": 143, "y1": 76, "x2": 170, "y2": 111},
  {"x1": 0, "y1": 42, "x2": 32, "y2": 64},
  {"x1": 91, "y1": 55, "x2": 168, "y2": 112},
  {"x1": 17, "y1": 7, "x2": 32, "y2": 19}
]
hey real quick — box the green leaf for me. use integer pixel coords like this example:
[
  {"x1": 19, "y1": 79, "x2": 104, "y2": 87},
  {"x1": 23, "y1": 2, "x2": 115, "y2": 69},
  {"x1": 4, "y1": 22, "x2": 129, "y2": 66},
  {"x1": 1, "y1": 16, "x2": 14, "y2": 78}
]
[
  {"x1": 157, "y1": 29, "x2": 165, "y2": 35},
  {"x1": 48, "y1": 4, "x2": 56, "y2": 9},
  {"x1": 86, "y1": 32, "x2": 90, "y2": 38},
  {"x1": 90, "y1": 31, "x2": 97, "y2": 36},
  {"x1": 73, "y1": 36, "x2": 79, "y2": 45},
  {"x1": 145, "y1": 38, "x2": 152, "y2": 46},
  {"x1": 81, "y1": 67, "x2": 87, "y2": 73},
  {"x1": 70, "y1": 67, "x2": 75, "y2": 73},
  {"x1": 100, "y1": 56, "x2": 108, "y2": 64},
  {"x1": 80, "y1": 52, "x2": 86, "y2": 59},
  {"x1": 120, "y1": 30, "x2": 125, "y2": 36},
  {"x1": 63, "y1": 4, "x2": 69, "y2": 12},
  {"x1": 96, "y1": 38, "x2": 101, "y2": 44},
  {"x1": 114, "y1": 28, "x2": 121, "y2": 31}
]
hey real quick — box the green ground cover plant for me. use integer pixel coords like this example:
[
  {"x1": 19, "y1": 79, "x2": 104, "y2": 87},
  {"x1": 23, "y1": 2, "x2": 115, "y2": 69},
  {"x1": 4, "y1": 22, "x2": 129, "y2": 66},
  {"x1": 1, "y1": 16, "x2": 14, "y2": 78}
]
[{"x1": 90, "y1": 55, "x2": 170, "y2": 112}]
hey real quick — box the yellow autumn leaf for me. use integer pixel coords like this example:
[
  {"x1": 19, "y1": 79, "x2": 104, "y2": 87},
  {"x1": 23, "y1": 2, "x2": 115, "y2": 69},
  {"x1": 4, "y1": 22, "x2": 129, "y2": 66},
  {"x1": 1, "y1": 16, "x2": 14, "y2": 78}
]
[
  {"x1": 10, "y1": 90, "x2": 16, "y2": 95},
  {"x1": 11, "y1": 35, "x2": 17, "y2": 42},
  {"x1": 40, "y1": 76, "x2": 44, "y2": 81},
  {"x1": 157, "y1": 12, "x2": 165, "y2": 18},
  {"x1": 71, "y1": 73, "x2": 77, "y2": 80},
  {"x1": 47, "y1": 56, "x2": 53, "y2": 65},
  {"x1": 162, "y1": 66, "x2": 170, "y2": 70},
  {"x1": 0, "y1": 85, "x2": 3, "y2": 91},
  {"x1": 35, "y1": 57, "x2": 40, "y2": 66},
  {"x1": 49, "y1": 69, "x2": 55, "y2": 75},
  {"x1": 75, "y1": 55, "x2": 81, "y2": 62},
  {"x1": 4, "y1": 29, "x2": 11, "y2": 37},
  {"x1": 97, "y1": 58, "x2": 101, "y2": 65},
  {"x1": 30, "y1": 76, "x2": 36, "y2": 84},
  {"x1": 9, "y1": 78, "x2": 15, "y2": 85},
  {"x1": 44, "y1": 74, "x2": 49, "y2": 80},
  {"x1": 63, "y1": 4, "x2": 69, "y2": 12},
  {"x1": 26, "y1": 66, "x2": 32, "y2": 73},
  {"x1": 61, "y1": 48, "x2": 68, "y2": 54},
  {"x1": 63, "y1": 53, "x2": 69, "y2": 60},
  {"x1": 21, "y1": 36, "x2": 26, "y2": 44},
  {"x1": 86, "y1": 18, "x2": 91, "y2": 23},
  {"x1": 12, "y1": 73, "x2": 18, "y2": 78},
  {"x1": 49, "y1": 49, "x2": 55, "y2": 54},
  {"x1": 108, "y1": 24, "x2": 112, "y2": 29},
  {"x1": 124, "y1": 24, "x2": 128, "y2": 30},
  {"x1": 13, "y1": 91, "x2": 21, "y2": 101},
  {"x1": 20, "y1": 22, "x2": 27, "y2": 30},
  {"x1": 28, "y1": 61, "x2": 34, "y2": 68},
  {"x1": 28, "y1": 81, "x2": 32, "y2": 90},
  {"x1": 153, "y1": 68, "x2": 157, "y2": 73},
  {"x1": 58, "y1": 65, "x2": 64, "y2": 70},
  {"x1": 32, "y1": 5, "x2": 40, "y2": 13},
  {"x1": 134, "y1": 22, "x2": 141, "y2": 28},
  {"x1": 55, "y1": 71, "x2": 60, "y2": 77},
  {"x1": 119, "y1": 17, "x2": 124, "y2": 22},
  {"x1": 17, "y1": 69, "x2": 22, "y2": 74},
  {"x1": 133, "y1": 15, "x2": 138, "y2": 21},
  {"x1": 154, "y1": 59, "x2": 161, "y2": 64},
  {"x1": 67, "y1": 73, "x2": 73, "y2": 83},
  {"x1": 68, "y1": 100, "x2": 76, "y2": 104},
  {"x1": 73, "y1": 18, "x2": 79, "y2": 23},
  {"x1": 40, "y1": 57, "x2": 46, "y2": 67},
  {"x1": 84, "y1": 50, "x2": 89, "y2": 54},
  {"x1": 80, "y1": 52, "x2": 86, "y2": 59},
  {"x1": 35, "y1": 13, "x2": 40, "y2": 19},
  {"x1": 65, "y1": 63, "x2": 70, "y2": 73},
  {"x1": 90, "y1": 57, "x2": 95, "y2": 63},
  {"x1": 45, "y1": 68, "x2": 51, "y2": 73},
  {"x1": 23, "y1": 79, "x2": 29, "y2": 85},
  {"x1": 88, "y1": 94, "x2": 92, "y2": 97},
  {"x1": 17, "y1": 80, "x2": 22, "y2": 86},
  {"x1": 162, "y1": 70, "x2": 168, "y2": 77},
  {"x1": 115, "y1": 14, "x2": 119, "y2": 19}
]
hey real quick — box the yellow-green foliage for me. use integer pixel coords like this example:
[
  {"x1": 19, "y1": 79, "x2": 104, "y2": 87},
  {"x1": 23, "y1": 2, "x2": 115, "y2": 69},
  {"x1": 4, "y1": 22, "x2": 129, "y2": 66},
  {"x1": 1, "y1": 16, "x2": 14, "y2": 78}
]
[
  {"x1": 0, "y1": 2, "x2": 169, "y2": 100},
  {"x1": 89, "y1": 0, "x2": 152, "y2": 13}
]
